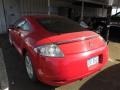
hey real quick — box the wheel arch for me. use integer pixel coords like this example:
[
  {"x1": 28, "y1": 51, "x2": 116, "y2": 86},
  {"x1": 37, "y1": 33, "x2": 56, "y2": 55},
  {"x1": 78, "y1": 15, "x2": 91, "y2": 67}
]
[{"x1": 22, "y1": 48, "x2": 27, "y2": 56}]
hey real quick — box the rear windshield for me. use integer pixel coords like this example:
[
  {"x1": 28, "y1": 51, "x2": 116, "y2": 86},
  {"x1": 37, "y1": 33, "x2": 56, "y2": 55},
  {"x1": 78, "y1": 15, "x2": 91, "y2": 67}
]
[{"x1": 37, "y1": 17, "x2": 83, "y2": 33}]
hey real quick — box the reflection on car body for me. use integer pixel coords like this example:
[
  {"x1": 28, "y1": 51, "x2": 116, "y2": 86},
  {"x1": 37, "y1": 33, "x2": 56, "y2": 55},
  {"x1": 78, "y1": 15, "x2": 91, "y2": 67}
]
[{"x1": 8, "y1": 15, "x2": 108, "y2": 86}]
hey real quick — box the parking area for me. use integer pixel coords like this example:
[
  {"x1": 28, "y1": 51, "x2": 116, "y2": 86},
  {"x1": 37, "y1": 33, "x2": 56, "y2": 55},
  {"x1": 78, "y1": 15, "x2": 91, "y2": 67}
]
[
  {"x1": 0, "y1": 34, "x2": 120, "y2": 90},
  {"x1": 0, "y1": 0, "x2": 120, "y2": 90},
  {"x1": 0, "y1": 47, "x2": 8, "y2": 90}
]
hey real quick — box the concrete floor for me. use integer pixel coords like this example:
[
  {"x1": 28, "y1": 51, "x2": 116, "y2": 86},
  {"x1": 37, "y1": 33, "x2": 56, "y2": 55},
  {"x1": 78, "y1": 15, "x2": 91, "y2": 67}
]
[
  {"x1": 0, "y1": 34, "x2": 120, "y2": 90},
  {"x1": 0, "y1": 49, "x2": 9, "y2": 90}
]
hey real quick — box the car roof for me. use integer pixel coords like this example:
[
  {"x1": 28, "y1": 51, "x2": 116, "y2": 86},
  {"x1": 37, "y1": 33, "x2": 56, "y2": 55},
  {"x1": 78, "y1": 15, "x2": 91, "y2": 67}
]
[
  {"x1": 23, "y1": 15, "x2": 64, "y2": 20},
  {"x1": 20, "y1": 15, "x2": 66, "y2": 31}
]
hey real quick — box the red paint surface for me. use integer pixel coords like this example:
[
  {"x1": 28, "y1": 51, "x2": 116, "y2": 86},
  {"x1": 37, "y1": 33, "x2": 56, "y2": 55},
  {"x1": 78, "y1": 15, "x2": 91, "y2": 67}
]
[{"x1": 8, "y1": 15, "x2": 108, "y2": 86}]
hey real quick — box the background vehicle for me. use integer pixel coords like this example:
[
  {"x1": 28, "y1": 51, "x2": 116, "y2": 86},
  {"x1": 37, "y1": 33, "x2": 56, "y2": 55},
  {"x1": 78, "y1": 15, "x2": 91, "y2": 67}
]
[
  {"x1": 73, "y1": 16, "x2": 109, "y2": 43},
  {"x1": 91, "y1": 12, "x2": 120, "y2": 41},
  {"x1": 8, "y1": 15, "x2": 108, "y2": 86}
]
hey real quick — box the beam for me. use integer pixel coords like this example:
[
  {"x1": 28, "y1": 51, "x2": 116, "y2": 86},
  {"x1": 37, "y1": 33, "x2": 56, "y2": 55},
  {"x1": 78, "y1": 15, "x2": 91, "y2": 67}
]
[
  {"x1": 108, "y1": 0, "x2": 114, "y2": 5},
  {"x1": 81, "y1": 0, "x2": 84, "y2": 20},
  {"x1": 48, "y1": 0, "x2": 51, "y2": 15},
  {"x1": 75, "y1": 0, "x2": 108, "y2": 5}
]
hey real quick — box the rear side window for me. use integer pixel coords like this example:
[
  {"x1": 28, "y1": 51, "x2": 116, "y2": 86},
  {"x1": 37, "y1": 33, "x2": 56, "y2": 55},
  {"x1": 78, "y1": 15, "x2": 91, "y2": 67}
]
[
  {"x1": 21, "y1": 22, "x2": 31, "y2": 31},
  {"x1": 16, "y1": 20, "x2": 31, "y2": 31},
  {"x1": 17, "y1": 21, "x2": 26, "y2": 27},
  {"x1": 37, "y1": 17, "x2": 83, "y2": 33}
]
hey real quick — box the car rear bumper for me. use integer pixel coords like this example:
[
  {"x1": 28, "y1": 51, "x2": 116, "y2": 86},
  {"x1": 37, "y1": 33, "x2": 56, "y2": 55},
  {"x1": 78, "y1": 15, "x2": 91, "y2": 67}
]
[{"x1": 36, "y1": 45, "x2": 108, "y2": 86}]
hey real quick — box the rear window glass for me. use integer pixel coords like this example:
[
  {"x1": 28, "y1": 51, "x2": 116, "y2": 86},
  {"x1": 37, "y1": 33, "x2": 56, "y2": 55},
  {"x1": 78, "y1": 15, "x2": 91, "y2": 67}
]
[{"x1": 36, "y1": 17, "x2": 83, "y2": 33}]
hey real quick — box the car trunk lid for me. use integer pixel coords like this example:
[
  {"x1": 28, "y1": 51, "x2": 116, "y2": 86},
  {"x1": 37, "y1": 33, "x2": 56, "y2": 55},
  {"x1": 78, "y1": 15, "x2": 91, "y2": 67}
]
[
  {"x1": 52, "y1": 31, "x2": 105, "y2": 54},
  {"x1": 36, "y1": 31, "x2": 105, "y2": 54}
]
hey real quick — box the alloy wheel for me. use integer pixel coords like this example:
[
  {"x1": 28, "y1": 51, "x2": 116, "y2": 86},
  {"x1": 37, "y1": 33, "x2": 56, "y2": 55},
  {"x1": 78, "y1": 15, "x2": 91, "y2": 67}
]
[{"x1": 25, "y1": 56, "x2": 34, "y2": 79}]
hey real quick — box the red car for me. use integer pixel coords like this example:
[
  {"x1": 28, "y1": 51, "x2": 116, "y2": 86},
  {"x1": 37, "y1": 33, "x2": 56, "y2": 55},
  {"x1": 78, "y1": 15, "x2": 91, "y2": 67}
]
[{"x1": 8, "y1": 15, "x2": 108, "y2": 86}]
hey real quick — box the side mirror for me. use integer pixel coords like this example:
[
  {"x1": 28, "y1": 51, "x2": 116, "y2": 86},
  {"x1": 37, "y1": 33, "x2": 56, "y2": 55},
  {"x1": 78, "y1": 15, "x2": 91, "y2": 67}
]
[
  {"x1": 8, "y1": 25, "x2": 15, "y2": 32},
  {"x1": 16, "y1": 26, "x2": 21, "y2": 29},
  {"x1": 9, "y1": 25, "x2": 15, "y2": 29}
]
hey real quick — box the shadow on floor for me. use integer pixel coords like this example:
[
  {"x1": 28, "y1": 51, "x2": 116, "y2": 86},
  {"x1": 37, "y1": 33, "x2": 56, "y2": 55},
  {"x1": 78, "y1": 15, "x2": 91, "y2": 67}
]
[
  {"x1": 1, "y1": 34, "x2": 120, "y2": 90},
  {"x1": 115, "y1": 59, "x2": 120, "y2": 62},
  {"x1": 0, "y1": 34, "x2": 55, "y2": 90},
  {"x1": 80, "y1": 63, "x2": 120, "y2": 90}
]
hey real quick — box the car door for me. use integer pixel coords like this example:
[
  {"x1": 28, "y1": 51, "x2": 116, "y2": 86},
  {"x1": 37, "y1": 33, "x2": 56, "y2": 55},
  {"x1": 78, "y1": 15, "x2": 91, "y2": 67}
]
[
  {"x1": 14, "y1": 20, "x2": 32, "y2": 54},
  {"x1": 111, "y1": 13, "x2": 120, "y2": 27}
]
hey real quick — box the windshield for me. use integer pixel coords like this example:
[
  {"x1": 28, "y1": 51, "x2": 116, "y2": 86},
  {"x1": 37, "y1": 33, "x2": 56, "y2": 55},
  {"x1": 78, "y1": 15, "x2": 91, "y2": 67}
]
[{"x1": 37, "y1": 17, "x2": 83, "y2": 33}]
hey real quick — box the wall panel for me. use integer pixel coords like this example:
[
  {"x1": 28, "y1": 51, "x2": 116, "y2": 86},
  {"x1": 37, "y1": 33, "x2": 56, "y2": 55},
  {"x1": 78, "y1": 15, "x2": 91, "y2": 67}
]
[
  {"x1": 0, "y1": 0, "x2": 6, "y2": 33},
  {"x1": 19, "y1": 0, "x2": 48, "y2": 16}
]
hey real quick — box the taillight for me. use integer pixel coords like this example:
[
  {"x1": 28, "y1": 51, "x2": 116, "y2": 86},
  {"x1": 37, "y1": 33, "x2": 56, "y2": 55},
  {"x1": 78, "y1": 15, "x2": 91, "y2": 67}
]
[{"x1": 34, "y1": 44, "x2": 64, "y2": 57}]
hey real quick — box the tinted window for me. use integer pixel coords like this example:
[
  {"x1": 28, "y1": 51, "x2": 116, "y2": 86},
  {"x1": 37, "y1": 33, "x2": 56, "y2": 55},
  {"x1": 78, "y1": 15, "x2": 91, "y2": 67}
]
[
  {"x1": 37, "y1": 17, "x2": 83, "y2": 33},
  {"x1": 16, "y1": 20, "x2": 31, "y2": 31},
  {"x1": 16, "y1": 21, "x2": 25, "y2": 27},
  {"x1": 114, "y1": 12, "x2": 120, "y2": 17},
  {"x1": 21, "y1": 22, "x2": 30, "y2": 31}
]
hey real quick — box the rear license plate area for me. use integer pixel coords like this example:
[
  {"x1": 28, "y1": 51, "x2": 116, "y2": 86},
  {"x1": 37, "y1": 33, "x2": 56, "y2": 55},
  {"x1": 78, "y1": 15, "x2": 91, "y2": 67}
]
[{"x1": 87, "y1": 56, "x2": 99, "y2": 67}]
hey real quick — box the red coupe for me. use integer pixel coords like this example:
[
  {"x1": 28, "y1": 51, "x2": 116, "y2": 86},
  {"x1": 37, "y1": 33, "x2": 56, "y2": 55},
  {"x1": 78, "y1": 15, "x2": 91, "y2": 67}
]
[{"x1": 8, "y1": 15, "x2": 108, "y2": 86}]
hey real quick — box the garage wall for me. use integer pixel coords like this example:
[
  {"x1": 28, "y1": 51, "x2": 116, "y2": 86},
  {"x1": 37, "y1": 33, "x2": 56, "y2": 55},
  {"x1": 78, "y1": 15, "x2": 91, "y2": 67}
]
[
  {"x1": 19, "y1": 0, "x2": 48, "y2": 16},
  {"x1": 1, "y1": 0, "x2": 49, "y2": 32},
  {"x1": 50, "y1": 0, "x2": 73, "y2": 15},
  {"x1": 84, "y1": 7, "x2": 98, "y2": 17},
  {"x1": 84, "y1": 7, "x2": 107, "y2": 17},
  {"x1": 0, "y1": 0, "x2": 109, "y2": 33},
  {"x1": 97, "y1": 8, "x2": 107, "y2": 17},
  {"x1": 0, "y1": 0, "x2": 6, "y2": 33},
  {"x1": 3, "y1": 0, "x2": 49, "y2": 25},
  {"x1": 50, "y1": 0, "x2": 107, "y2": 18},
  {"x1": 3, "y1": 0, "x2": 20, "y2": 26}
]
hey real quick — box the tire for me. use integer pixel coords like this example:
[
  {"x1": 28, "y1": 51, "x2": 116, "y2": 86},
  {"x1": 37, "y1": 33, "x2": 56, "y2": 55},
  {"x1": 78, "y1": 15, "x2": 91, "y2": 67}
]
[{"x1": 24, "y1": 53, "x2": 37, "y2": 82}]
